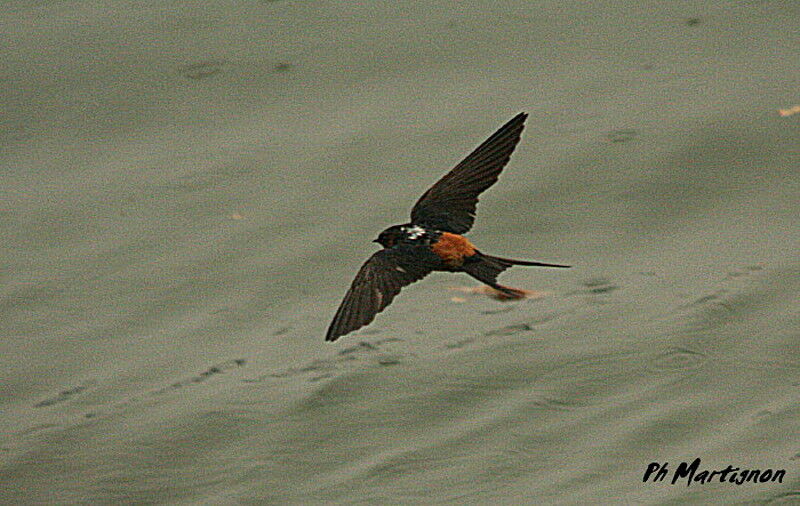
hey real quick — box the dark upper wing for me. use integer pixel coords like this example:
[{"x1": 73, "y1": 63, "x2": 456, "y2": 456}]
[
  {"x1": 325, "y1": 247, "x2": 434, "y2": 342},
  {"x1": 410, "y1": 112, "x2": 528, "y2": 234}
]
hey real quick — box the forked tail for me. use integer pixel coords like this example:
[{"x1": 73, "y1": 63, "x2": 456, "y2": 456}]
[
  {"x1": 462, "y1": 252, "x2": 570, "y2": 297},
  {"x1": 483, "y1": 254, "x2": 571, "y2": 269}
]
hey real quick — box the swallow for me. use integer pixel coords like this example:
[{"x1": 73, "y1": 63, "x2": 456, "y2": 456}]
[{"x1": 325, "y1": 112, "x2": 570, "y2": 342}]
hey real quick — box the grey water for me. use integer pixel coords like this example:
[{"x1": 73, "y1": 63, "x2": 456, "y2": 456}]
[{"x1": 2, "y1": 1, "x2": 799, "y2": 503}]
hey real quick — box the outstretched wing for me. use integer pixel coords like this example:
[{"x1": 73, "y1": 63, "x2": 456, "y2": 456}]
[
  {"x1": 325, "y1": 248, "x2": 434, "y2": 342},
  {"x1": 410, "y1": 112, "x2": 528, "y2": 234}
]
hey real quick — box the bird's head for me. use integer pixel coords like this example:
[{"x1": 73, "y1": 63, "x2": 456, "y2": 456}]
[{"x1": 373, "y1": 224, "x2": 406, "y2": 248}]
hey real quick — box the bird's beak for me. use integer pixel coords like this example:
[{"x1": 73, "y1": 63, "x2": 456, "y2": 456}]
[{"x1": 372, "y1": 239, "x2": 379, "y2": 243}]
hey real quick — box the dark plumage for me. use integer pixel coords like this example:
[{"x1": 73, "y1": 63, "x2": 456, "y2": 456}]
[
  {"x1": 325, "y1": 113, "x2": 569, "y2": 342},
  {"x1": 410, "y1": 112, "x2": 527, "y2": 234}
]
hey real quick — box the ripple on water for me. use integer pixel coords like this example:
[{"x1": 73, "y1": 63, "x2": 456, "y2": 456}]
[
  {"x1": 567, "y1": 278, "x2": 619, "y2": 296},
  {"x1": 179, "y1": 61, "x2": 225, "y2": 80},
  {"x1": 649, "y1": 346, "x2": 708, "y2": 372},
  {"x1": 766, "y1": 491, "x2": 800, "y2": 504}
]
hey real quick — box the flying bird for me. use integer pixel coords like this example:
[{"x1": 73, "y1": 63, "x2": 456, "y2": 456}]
[{"x1": 325, "y1": 113, "x2": 569, "y2": 342}]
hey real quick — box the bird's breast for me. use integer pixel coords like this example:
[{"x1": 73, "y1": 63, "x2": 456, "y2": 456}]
[{"x1": 430, "y1": 232, "x2": 476, "y2": 268}]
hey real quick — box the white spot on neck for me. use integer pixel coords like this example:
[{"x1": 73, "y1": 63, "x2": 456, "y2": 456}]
[{"x1": 404, "y1": 225, "x2": 426, "y2": 239}]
